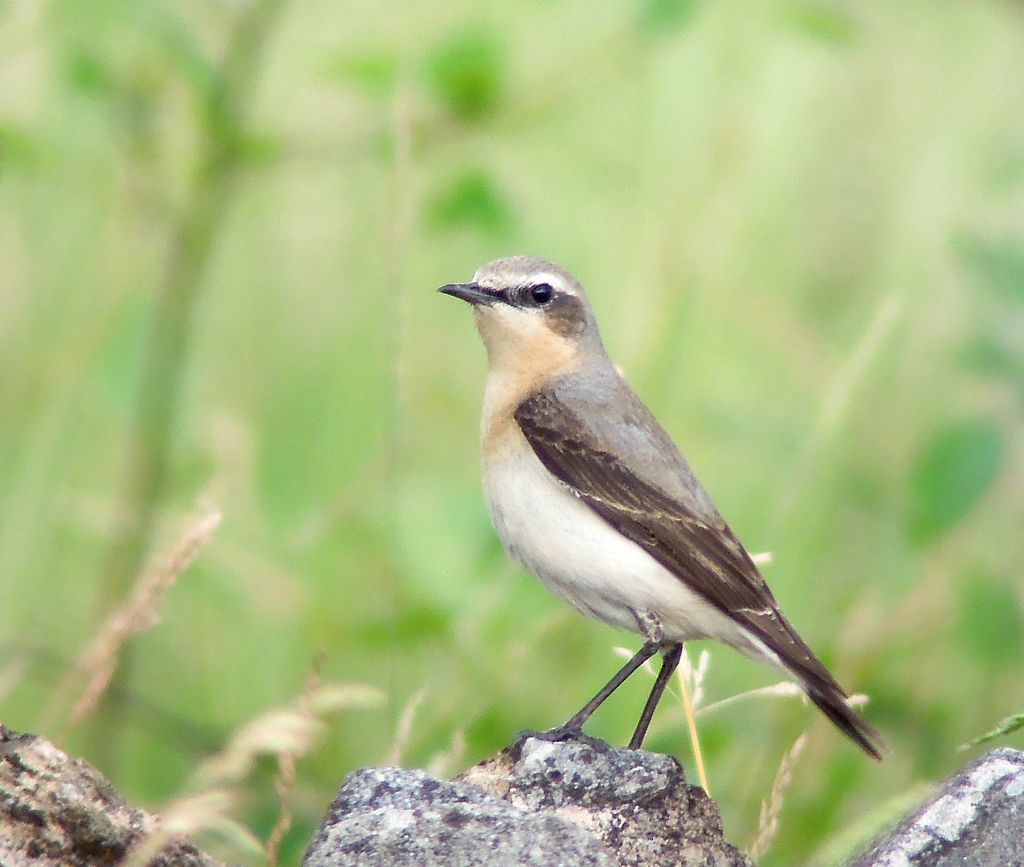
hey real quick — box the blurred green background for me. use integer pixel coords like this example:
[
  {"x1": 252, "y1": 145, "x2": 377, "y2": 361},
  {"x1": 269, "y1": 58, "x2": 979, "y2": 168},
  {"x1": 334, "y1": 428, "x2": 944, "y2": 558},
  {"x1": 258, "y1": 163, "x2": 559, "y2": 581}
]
[{"x1": 2, "y1": 0, "x2": 1023, "y2": 863}]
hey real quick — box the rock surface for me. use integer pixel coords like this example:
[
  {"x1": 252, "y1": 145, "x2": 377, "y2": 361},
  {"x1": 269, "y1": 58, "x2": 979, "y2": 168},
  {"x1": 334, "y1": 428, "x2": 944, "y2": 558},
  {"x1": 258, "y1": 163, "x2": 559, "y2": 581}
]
[
  {"x1": 851, "y1": 747, "x2": 1024, "y2": 867},
  {"x1": 0, "y1": 724, "x2": 220, "y2": 867},
  {"x1": 6, "y1": 720, "x2": 1023, "y2": 866},
  {"x1": 303, "y1": 732, "x2": 752, "y2": 866}
]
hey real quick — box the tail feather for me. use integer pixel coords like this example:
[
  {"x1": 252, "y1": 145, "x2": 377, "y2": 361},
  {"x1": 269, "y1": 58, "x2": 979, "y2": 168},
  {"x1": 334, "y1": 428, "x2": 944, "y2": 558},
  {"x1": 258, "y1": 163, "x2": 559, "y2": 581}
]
[
  {"x1": 804, "y1": 680, "x2": 887, "y2": 761},
  {"x1": 736, "y1": 614, "x2": 888, "y2": 759}
]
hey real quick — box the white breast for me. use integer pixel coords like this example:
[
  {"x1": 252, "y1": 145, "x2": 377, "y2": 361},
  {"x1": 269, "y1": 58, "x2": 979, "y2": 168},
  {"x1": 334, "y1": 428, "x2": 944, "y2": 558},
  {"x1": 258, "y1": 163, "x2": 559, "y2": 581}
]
[{"x1": 481, "y1": 429, "x2": 752, "y2": 647}]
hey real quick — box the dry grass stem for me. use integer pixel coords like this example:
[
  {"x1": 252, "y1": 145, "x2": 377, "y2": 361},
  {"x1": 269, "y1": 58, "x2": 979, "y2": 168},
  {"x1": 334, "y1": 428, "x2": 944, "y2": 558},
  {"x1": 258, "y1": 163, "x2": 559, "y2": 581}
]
[
  {"x1": 0, "y1": 656, "x2": 29, "y2": 704},
  {"x1": 676, "y1": 654, "x2": 710, "y2": 794},
  {"x1": 265, "y1": 653, "x2": 326, "y2": 865},
  {"x1": 61, "y1": 509, "x2": 222, "y2": 737},
  {"x1": 193, "y1": 680, "x2": 384, "y2": 790},
  {"x1": 198, "y1": 708, "x2": 326, "y2": 787},
  {"x1": 266, "y1": 746, "x2": 298, "y2": 865},
  {"x1": 143, "y1": 677, "x2": 383, "y2": 862},
  {"x1": 307, "y1": 682, "x2": 388, "y2": 714},
  {"x1": 426, "y1": 727, "x2": 467, "y2": 779},
  {"x1": 678, "y1": 648, "x2": 709, "y2": 708},
  {"x1": 123, "y1": 790, "x2": 259, "y2": 867},
  {"x1": 748, "y1": 732, "x2": 808, "y2": 862},
  {"x1": 696, "y1": 681, "x2": 804, "y2": 716},
  {"x1": 386, "y1": 686, "x2": 429, "y2": 766}
]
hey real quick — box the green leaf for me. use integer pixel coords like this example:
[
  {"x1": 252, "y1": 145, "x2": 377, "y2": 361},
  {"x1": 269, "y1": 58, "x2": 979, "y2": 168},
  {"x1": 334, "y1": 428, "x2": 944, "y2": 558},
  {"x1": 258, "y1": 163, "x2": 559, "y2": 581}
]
[
  {"x1": 426, "y1": 32, "x2": 504, "y2": 122},
  {"x1": 959, "y1": 337, "x2": 1024, "y2": 383},
  {"x1": 324, "y1": 51, "x2": 399, "y2": 93},
  {"x1": 957, "y1": 575, "x2": 1024, "y2": 666},
  {"x1": 356, "y1": 605, "x2": 452, "y2": 649},
  {"x1": 954, "y1": 233, "x2": 1024, "y2": 305},
  {"x1": 786, "y1": 5, "x2": 857, "y2": 44},
  {"x1": 639, "y1": 0, "x2": 698, "y2": 34},
  {"x1": 907, "y1": 420, "x2": 1005, "y2": 545},
  {"x1": 961, "y1": 713, "x2": 1024, "y2": 750},
  {"x1": 235, "y1": 131, "x2": 284, "y2": 164},
  {"x1": 428, "y1": 169, "x2": 513, "y2": 234},
  {"x1": 0, "y1": 124, "x2": 41, "y2": 173},
  {"x1": 67, "y1": 51, "x2": 115, "y2": 95}
]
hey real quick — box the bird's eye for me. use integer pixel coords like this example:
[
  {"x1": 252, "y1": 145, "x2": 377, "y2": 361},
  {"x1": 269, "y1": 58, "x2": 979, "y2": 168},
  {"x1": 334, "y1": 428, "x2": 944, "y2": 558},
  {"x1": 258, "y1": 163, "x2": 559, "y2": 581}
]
[{"x1": 530, "y1": 283, "x2": 554, "y2": 305}]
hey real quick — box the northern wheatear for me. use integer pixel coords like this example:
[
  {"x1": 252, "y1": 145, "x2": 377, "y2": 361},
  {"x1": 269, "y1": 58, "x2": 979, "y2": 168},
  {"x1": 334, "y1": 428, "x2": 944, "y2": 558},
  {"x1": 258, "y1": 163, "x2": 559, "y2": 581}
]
[{"x1": 440, "y1": 256, "x2": 885, "y2": 759}]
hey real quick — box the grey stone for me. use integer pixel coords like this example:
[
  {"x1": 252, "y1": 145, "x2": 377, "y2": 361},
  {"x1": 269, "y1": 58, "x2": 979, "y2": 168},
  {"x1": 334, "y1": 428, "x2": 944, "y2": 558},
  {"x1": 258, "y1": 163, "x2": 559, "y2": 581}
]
[
  {"x1": 302, "y1": 765, "x2": 613, "y2": 866},
  {"x1": 0, "y1": 724, "x2": 221, "y2": 867},
  {"x1": 303, "y1": 732, "x2": 752, "y2": 866},
  {"x1": 851, "y1": 747, "x2": 1024, "y2": 867}
]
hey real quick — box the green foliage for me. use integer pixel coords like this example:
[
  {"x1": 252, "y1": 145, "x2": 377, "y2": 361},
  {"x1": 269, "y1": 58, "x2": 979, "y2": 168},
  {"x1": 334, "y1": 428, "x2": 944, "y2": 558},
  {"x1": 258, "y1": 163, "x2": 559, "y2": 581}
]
[
  {"x1": 67, "y1": 51, "x2": 116, "y2": 95},
  {"x1": 957, "y1": 575, "x2": 1024, "y2": 666},
  {"x1": 785, "y1": 4, "x2": 857, "y2": 44},
  {"x1": 325, "y1": 51, "x2": 399, "y2": 93},
  {"x1": 428, "y1": 169, "x2": 514, "y2": 234},
  {"x1": 639, "y1": 0, "x2": 699, "y2": 34},
  {"x1": 960, "y1": 337, "x2": 1024, "y2": 387},
  {"x1": 955, "y1": 234, "x2": 1024, "y2": 306},
  {"x1": 907, "y1": 421, "x2": 1005, "y2": 546},
  {"x1": 425, "y1": 31, "x2": 505, "y2": 121},
  {"x1": 963, "y1": 713, "x2": 1024, "y2": 750},
  {"x1": 0, "y1": 124, "x2": 41, "y2": 172}
]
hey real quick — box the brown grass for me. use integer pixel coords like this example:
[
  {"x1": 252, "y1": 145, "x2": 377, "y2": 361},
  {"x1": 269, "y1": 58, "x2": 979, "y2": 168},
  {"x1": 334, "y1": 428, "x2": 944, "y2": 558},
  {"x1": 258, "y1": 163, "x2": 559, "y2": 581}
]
[
  {"x1": 748, "y1": 731, "x2": 808, "y2": 862},
  {"x1": 265, "y1": 651, "x2": 326, "y2": 865},
  {"x1": 125, "y1": 676, "x2": 384, "y2": 865}
]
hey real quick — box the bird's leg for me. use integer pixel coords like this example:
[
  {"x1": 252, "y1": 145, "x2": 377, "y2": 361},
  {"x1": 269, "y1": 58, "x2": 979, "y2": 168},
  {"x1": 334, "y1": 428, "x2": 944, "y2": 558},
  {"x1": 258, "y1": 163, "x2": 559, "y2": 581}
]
[
  {"x1": 533, "y1": 640, "x2": 660, "y2": 743},
  {"x1": 628, "y1": 642, "x2": 683, "y2": 749}
]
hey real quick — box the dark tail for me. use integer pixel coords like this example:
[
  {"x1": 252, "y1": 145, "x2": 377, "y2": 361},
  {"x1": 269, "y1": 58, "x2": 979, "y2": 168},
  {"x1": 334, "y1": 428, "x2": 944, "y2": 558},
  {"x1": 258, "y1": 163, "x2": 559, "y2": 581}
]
[{"x1": 804, "y1": 679, "x2": 887, "y2": 761}]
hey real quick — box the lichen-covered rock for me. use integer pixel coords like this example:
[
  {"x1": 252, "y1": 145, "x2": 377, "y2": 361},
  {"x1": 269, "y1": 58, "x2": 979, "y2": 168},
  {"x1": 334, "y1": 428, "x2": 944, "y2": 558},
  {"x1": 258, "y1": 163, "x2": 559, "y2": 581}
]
[
  {"x1": 303, "y1": 732, "x2": 751, "y2": 866},
  {"x1": 464, "y1": 734, "x2": 750, "y2": 866},
  {"x1": 0, "y1": 724, "x2": 220, "y2": 867},
  {"x1": 851, "y1": 747, "x2": 1024, "y2": 867},
  {"x1": 303, "y1": 765, "x2": 614, "y2": 867}
]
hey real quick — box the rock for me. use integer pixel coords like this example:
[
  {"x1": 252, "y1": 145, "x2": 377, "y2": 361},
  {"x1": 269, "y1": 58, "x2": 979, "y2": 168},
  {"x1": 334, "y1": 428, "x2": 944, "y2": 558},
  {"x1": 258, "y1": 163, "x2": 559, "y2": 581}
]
[
  {"x1": 0, "y1": 724, "x2": 221, "y2": 867},
  {"x1": 851, "y1": 747, "x2": 1024, "y2": 867},
  {"x1": 303, "y1": 731, "x2": 751, "y2": 866},
  {"x1": 303, "y1": 765, "x2": 614, "y2": 867}
]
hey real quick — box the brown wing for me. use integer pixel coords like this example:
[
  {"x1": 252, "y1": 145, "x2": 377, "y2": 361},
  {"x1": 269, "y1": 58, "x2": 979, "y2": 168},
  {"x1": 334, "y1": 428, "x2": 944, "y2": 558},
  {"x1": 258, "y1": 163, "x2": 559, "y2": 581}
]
[{"x1": 515, "y1": 384, "x2": 885, "y2": 758}]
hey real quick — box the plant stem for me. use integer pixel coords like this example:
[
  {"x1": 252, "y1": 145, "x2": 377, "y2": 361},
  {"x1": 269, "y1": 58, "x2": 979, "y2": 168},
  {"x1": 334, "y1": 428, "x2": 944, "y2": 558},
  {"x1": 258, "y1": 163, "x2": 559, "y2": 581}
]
[{"x1": 99, "y1": 0, "x2": 286, "y2": 612}]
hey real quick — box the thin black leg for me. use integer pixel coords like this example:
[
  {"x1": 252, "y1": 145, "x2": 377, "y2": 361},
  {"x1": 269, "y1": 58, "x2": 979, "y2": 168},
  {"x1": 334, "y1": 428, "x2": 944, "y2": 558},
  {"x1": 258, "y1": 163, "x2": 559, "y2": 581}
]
[
  {"x1": 561, "y1": 640, "x2": 660, "y2": 731},
  {"x1": 628, "y1": 642, "x2": 683, "y2": 749}
]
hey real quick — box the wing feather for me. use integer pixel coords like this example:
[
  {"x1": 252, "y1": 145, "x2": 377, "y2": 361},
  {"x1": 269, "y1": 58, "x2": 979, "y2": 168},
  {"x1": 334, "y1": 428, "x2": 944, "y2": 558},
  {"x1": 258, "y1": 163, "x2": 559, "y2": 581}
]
[{"x1": 514, "y1": 384, "x2": 841, "y2": 694}]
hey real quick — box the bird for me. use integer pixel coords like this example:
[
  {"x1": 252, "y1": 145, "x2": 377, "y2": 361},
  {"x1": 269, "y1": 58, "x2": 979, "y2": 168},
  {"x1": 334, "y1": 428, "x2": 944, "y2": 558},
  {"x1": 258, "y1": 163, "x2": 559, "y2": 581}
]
[{"x1": 439, "y1": 256, "x2": 885, "y2": 759}]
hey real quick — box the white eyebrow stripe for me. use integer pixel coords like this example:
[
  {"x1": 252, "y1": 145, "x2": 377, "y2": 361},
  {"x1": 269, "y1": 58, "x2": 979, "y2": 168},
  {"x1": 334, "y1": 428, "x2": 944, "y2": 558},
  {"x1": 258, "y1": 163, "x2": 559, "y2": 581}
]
[
  {"x1": 471, "y1": 266, "x2": 576, "y2": 296},
  {"x1": 529, "y1": 272, "x2": 561, "y2": 286},
  {"x1": 527, "y1": 272, "x2": 575, "y2": 294}
]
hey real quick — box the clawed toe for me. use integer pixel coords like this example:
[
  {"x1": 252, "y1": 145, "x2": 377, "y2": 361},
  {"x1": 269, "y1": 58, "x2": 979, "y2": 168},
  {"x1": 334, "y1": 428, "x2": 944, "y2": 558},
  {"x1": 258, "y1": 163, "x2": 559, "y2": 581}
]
[
  {"x1": 512, "y1": 725, "x2": 610, "y2": 758},
  {"x1": 534, "y1": 724, "x2": 583, "y2": 743},
  {"x1": 512, "y1": 725, "x2": 580, "y2": 752}
]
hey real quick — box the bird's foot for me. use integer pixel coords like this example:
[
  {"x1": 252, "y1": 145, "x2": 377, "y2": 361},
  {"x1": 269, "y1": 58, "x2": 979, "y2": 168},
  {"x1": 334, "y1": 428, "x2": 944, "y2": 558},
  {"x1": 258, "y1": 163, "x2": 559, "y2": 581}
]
[
  {"x1": 523, "y1": 723, "x2": 581, "y2": 743},
  {"x1": 511, "y1": 725, "x2": 609, "y2": 759}
]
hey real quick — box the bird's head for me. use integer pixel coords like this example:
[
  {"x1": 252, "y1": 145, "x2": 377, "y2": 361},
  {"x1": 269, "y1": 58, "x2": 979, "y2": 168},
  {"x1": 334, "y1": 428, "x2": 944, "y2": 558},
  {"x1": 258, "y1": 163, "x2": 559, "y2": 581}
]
[{"x1": 439, "y1": 256, "x2": 604, "y2": 372}]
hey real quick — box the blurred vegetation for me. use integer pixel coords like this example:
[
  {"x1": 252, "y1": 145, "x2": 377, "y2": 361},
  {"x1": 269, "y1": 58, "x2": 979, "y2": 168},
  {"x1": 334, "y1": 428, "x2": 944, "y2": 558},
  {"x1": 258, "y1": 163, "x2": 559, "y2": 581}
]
[{"x1": 2, "y1": 0, "x2": 1023, "y2": 864}]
